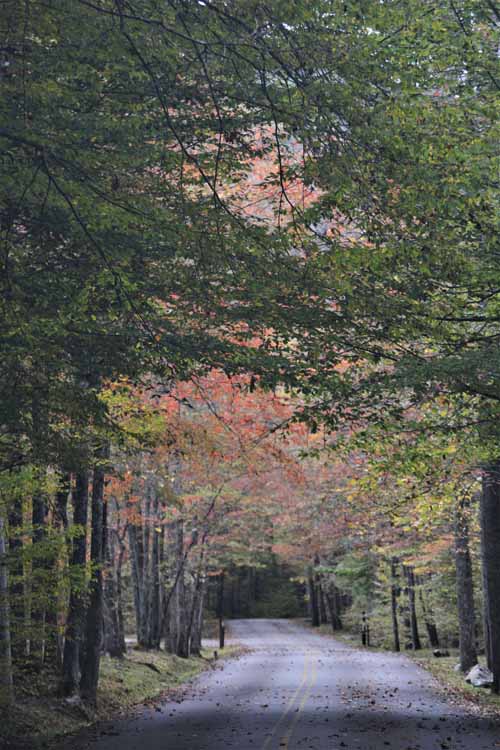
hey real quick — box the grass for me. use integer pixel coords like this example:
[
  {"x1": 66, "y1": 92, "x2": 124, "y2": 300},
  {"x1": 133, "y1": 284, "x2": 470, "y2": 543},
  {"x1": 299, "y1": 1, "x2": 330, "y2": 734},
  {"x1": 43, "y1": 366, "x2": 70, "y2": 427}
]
[
  {"x1": 2, "y1": 645, "x2": 242, "y2": 750},
  {"x1": 409, "y1": 649, "x2": 500, "y2": 715}
]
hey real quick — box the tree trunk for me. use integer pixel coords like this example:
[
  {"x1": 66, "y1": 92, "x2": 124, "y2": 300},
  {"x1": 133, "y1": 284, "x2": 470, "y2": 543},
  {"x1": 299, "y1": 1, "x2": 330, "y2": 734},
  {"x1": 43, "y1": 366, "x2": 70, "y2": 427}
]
[
  {"x1": 158, "y1": 521, "x2": 166, "y2": 649},
  {"x1": 245, "y1": 568, "x2": 253, "y2": 616},
  {"x1": 115, "y1": 529, "x2": 127, "y2": 654},
  {"x1": 0, "y1": 514, "x2": 13, "y2": 706},
  {"x1": 418, "y1": 585, "x2": 440, "y2": 648},
  {"x1": 61, "y1": 470, "x2": 89, "y2": 696},
  {"x1": 148, "y1": 490, "x2": 161, "y2": 649},
  {"x1": 308, "y1": 565, "x2": 319, "y2": 627},
  {"x1": 165, "y1": 520, "x2": 189, "y2": 658},
  {"x1": 49, "y1": 475, "x2": 71, "y2": 668},
  {"x1": 324, "y1": 581, "x2": 343, "y2": 631},
  {"x1": 188, "y1": 540, "x2": 207, "y2": 656},
  {"x1": 190, "y1": 573, "x2": 206, "y2": 656},
  {"x1": 31, "y1": 482, "x2": 47, "y2": 663},
  {"x1": 176, "y1": 521, "x2": 189, "y2": 657},
  {"x1": 313, "y1": 556, "x2": 327, "y2": 624},
  {"x1": 318, "y1": 578, "x2": 328, "y2": 625},
  {"x1": 390, "y1": 557, "x2": 400, "y2": 652},
  {"x1": 455, "y1": 495, "x2": 477, "y2": 672},
  {"x1": 128, "y1": 521, "x2": 148, "y2": 647},
  {"x1": 480, "y1": 461, "x2": 500, "y2": 692},
  {"x1": 404, "y1": 565, "x2": 421, "y2": 650},
  {"x1": 481, "y1": 525, "x2": 492, "y2": 671},
  {"x1": 103, "y1": 515, "x2": 126, "y2": 658},
  {"x1": 30, "y1": 381, "x2": 49, "y2": 663},
  {"x1": 217, "y1": 570, "x2": 225, "y2": 650},
  {"x1": 142, "y1": 487, "x2": 152, "y2": 646},
  {"x1": 8, "y1": 498, "x2": 24, "y2": 661},
  {"x1": 231, "y1": 574, "x2": 240, "y2": 618},
  {"x1": 81, "y1": 449, "x2": 107, "y2": 704}
]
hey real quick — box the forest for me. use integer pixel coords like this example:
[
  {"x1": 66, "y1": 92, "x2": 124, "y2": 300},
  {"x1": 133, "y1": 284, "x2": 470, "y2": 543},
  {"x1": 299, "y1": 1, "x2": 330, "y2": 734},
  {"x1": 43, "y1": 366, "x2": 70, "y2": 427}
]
[{"x1": 0, "y1": 0, "x2": 499, "y2": 744}]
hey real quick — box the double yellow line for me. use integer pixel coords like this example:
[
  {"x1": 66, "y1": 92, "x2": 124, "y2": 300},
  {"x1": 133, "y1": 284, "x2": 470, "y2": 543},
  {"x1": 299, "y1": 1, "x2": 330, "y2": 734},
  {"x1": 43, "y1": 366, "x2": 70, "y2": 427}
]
[{"x1": 261, "y1": 651, "x2": 318, "y2": 750}]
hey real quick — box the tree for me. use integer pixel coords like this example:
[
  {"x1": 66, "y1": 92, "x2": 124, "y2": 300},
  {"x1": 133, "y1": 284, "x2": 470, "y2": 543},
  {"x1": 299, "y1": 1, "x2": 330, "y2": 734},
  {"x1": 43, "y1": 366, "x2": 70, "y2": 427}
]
[
  {"x1": 480, "y1": 462, "x2": 500, "y2": 691},
  {"x1": 0, "y1": 510, "x2": 13, "y2": 706},
  {"x1": 2, "y1": 0, "x2": 499, "y2": 712}
]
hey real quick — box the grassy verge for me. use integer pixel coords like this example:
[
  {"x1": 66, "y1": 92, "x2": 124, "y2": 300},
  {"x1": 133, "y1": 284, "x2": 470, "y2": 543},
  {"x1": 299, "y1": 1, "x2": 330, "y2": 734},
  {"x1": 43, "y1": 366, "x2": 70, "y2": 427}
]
[
  {"x1": 2, "y1": 645, "x2": 242, "y2": 750},
  {"x1": 409, "y1": 649, "x2": 500, "y2": 715}
]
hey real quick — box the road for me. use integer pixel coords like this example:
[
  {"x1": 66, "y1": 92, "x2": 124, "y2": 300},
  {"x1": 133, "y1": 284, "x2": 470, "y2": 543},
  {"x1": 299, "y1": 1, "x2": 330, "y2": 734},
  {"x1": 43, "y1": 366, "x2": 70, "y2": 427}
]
[{"x1": 74, "y1": 619, "x2": 500, "y2": 750}]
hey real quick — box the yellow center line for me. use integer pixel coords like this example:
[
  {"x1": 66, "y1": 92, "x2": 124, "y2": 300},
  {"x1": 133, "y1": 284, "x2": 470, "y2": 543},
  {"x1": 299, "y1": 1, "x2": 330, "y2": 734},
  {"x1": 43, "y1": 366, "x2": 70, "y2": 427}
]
[
  {"x1": 279, "y1": 653, "x2": 318, "y2": 749},
  {"x1": 260, "y1": 652, "x2": 312, "y2": 750}
]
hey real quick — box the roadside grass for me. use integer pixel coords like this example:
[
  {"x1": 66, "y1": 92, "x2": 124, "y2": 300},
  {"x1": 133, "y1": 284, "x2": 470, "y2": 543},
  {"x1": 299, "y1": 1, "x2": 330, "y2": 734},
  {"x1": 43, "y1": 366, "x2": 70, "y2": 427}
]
[
  {"x1": 409, "y1": 649, "x2": 500, "y2": 714},
  {"x1": 2, "y1": 645, "x2": 242, "y2": 750}
]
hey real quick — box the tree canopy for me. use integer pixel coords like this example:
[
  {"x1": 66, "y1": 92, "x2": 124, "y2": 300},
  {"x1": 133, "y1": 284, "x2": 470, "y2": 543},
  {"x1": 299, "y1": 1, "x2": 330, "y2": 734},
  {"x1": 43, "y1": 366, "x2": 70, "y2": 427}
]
[{"x1": 1, "y1": 0, "x2": 500, "y2": 721}]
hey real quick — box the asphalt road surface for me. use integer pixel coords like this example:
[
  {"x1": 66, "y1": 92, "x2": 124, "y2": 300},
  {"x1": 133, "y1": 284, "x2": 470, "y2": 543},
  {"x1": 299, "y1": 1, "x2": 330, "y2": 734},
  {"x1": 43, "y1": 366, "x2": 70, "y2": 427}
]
[{"x1": 74, "y1": 619, "x2": 500, "y2": 750}]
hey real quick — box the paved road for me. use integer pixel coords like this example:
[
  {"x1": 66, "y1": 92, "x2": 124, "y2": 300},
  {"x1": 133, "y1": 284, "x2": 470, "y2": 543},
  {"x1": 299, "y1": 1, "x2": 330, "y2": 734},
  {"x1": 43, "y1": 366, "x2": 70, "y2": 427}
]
[{"x1": 75, "y1": 619, "x2": 500, "y2": 750}]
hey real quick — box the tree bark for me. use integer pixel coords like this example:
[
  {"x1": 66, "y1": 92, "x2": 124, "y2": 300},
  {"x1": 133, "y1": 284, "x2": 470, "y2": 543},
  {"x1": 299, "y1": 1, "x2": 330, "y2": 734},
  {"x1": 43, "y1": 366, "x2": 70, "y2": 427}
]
[
  {"x1": 480, "y1": 461, "x2": 500, "y2": 692},
  {"x1": 455, "y1": 495, "x2": 477, "y2": 672},
  {"x1": 0, "y1": 513, "x2": 13, "y2": 706},
  {"x1": 30, "y1": 381, "x2": 49, "y2": 662},
  {"x1": 481, "y1": 524, "x2": 492, "y2": 671},
  {"x1": 245, "y1": 567, "x2": 253, "y2": 616},
  {"x1": 217, "y1": 570, "x2": 225, "y2": 650},
  {"x1": 31, "y1": 484, "x2": 47, "y2": 654},
  {"x1": 142, "y1": 486, "x2": 152, "y2": 646},
  {"x1": 318, "y1": 578, "x2": 328, "y2": 625},
  {"x1": 115, "y1": 527, "x2": 127, "y2": 654},
  {"x1": 8, "y1": 497, "x2": 24, "y2": 661},
  {"x1": 308, "y1": 565, "x2": 320, "y2": 627},
  {"x1": 187, "y1": 539, "x2": 207, "y2": 656},
  {"x1": 390, "y1": 557, "x2": 400, "y2": 652},
  {"x1": 103, "y1": 520, "x2": 126, "y2": 658},
  {"x1": 324, "y1": 577, "x2": 342, "y2": 631},
  {"x1": 418, "y1": 585, "x2": 440, "y2": 648},
  {"x1": 61, "y1": 470, "x2": 89, "y2": 696},
  {"x1": 148, "y1": 489, "x2": 161, "y2": 649},
  {"x1": 49, "y1": 475, "x2": 71, "y2": 668},
  {"x1": 81, "y1": 448, "x2": 107, "y2": 704},
  {"x1": 404, "y1": 565, "x2": 421, "y2": 650},
  {"x1": 189, "y1": 571, "x2": 206, "y2": 656},
  {"x1": 128, "y1": 521, "x2": 147, "y2": 647},
  {"x1": 192, "y1": 584, "x2": 206, "y2": 656},
  {"x1": 175, "y1": 520, "x2": 189, "y2": 657},
  {"x1": 165, "y1": 519, "x2": 189, "y2": 657}
]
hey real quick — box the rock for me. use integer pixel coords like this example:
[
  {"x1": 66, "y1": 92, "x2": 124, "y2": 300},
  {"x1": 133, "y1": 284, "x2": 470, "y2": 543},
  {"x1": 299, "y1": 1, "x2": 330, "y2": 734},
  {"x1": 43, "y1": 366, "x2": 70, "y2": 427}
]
[
  {"x1": 465, "y1": 664, "x2": 493, "y2": 687},
  {"x1": 433, "y1": 649, "x2": 450, "y2": 658},
  {"x1": 453, "y1": 663, "x2": 461, "y2": 672}
]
